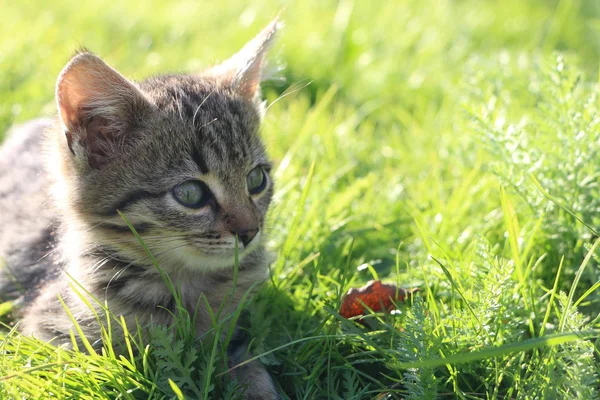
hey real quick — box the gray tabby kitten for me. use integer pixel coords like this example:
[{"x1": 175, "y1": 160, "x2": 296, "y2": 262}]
[{"x1": 0, "y1": 18, "x2": 281, "y2": 399}]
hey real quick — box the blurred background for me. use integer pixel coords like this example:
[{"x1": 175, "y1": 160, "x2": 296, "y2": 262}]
[
  {"x1": 3, "y1": 0, "x2": 600, "y2": 134},
  {"x1": 2, "y1": 1, "x2": 600, "y2": 398}
]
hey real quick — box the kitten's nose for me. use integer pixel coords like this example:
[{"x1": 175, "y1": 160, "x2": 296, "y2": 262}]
[{"x1": 232, "y1": 229, "x2": 258, "y2": 247}]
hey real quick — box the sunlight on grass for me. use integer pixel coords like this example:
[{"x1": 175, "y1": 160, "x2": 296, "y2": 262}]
[{"x1": 2, "y1": 0, "x2": 600, "y2": 398}]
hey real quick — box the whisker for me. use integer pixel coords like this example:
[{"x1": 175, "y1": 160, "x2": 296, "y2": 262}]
[
  {"x1": 173, "y1": 88, "x2": 185, "y2": 124},
  {"x1": 37, "y1": 247, "x2": 61, "y2": 263},
  {"x1": 95, "y1": 236, "x2": 187, "y2": 243},
  {"x1": 71, "y1": 237, "x2": 186, "y2": 263},
  {"x1": 83, "y1": 221, "x2": 108, "y2": 233},
  {"x1": 193, "y1": 90, "x2": 215, "y2": 127},
  {"x1": 265, "y1": 79, "x2": 313, "y2": 111},
  {"x1": 152, "y1": 243, "x2": 191, "y2": 258},
  {"x1": 199, "y1": 117, "x2": 218, "y2": 130},
  {"x1": 75, "y1": 236, "x2": 187, "y2": 251},
  {"x1": 104, "y1": 262, "x2": 136, "y2": 297},
  {"x1": 91, "y1": 256, "x2": 116, "y2": 274}
]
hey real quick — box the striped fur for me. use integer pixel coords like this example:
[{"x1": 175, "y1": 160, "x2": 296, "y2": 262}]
[{"x1": 0, "y1": 18, "x2": 282, "y2": 399}]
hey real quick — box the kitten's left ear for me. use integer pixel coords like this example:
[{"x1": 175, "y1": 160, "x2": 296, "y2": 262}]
[{"x1": 211, "y1": 17, "x2": 281, "y2": 104}]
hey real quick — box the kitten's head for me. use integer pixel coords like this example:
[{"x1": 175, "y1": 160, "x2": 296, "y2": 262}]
[{"x1": 51, "y1": 19, "x2": 281, "y2": 272}]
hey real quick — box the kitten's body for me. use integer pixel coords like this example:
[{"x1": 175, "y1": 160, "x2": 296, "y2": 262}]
[
  {"x1": 0, "y1": 118, "x2": 57, "y2": 303},
  {"x1": 0, "y1": 20, "x2": 281, "y2": 399}
]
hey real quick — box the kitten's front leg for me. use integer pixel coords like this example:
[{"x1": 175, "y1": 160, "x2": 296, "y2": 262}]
[
  {"x1": 227, "y1": 328, "x2": 280, "y2": 400},
  {"x1": 232, "y1": 359, "x2": 280, "y2": 400}
]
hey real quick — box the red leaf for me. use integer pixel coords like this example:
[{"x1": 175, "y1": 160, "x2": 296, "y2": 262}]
[{"x1": 339, "y1": 280, "x2": 418, "y2": 319}]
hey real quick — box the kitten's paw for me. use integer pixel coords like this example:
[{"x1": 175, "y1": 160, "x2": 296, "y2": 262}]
[
  {"x1": 242, "y1": 372, "x2": 280, "y2": 400},
  {"x1": 228, "y1": 324, "x2": 280, "y2": 399},
  {"x1": 234, "y1": 359, "x2": 280, "y2": 400}
]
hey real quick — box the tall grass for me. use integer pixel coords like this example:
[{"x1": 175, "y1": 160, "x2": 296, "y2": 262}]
[{"x1": 1, "y1": 0, "x2": 600, "y2": 398}]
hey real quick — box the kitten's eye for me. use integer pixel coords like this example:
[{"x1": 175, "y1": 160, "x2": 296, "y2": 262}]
[
  {"x1": 172, "y1": 181, "x2": 210, "y2": 208},
  {"x1": 247, "y1": 166, "x2": 267, "y2": 195}
]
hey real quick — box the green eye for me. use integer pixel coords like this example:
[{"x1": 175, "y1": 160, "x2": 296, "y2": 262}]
[
  {"x1": 247, "y1": 166, "x2": 267, "y2": 195},
  {"x1": 173, "y1": 181, "x2": 210, "y2": 208}
]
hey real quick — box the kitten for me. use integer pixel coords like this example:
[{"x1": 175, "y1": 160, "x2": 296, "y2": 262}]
[{"x1": 0, "y1": 18, "x2": 281, "y2": 399}]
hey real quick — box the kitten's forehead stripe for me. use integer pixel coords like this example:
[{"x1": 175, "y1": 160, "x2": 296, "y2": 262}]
[
  {"x1": 138, "y1": 74, "x2": 265, "y2": 179},
  {"x1": 179, "y1": 86, "x2": 212, "y2": 122},
  {"x1": 191, "y1": 148, "x2": 209, "y2": 174}
]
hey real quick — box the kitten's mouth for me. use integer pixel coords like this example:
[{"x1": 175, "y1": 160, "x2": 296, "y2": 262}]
[{"x1": 161, "y1": 232, "x2": 261, "y2": 271}]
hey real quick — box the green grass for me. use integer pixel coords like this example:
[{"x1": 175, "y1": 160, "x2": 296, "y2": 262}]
[{"x1": 2, "y1": 0, "x2": 600, "y2": 398}]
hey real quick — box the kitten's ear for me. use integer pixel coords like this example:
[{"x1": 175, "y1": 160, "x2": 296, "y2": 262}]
[
  {"x1": 212, "y1": 17, "x2": 281, "y2": 103},
  {"x1": 56, "y1": 52, "x2": 152, "y2": 168}
]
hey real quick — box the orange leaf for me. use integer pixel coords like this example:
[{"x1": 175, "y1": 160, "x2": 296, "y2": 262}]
[{"x1": 339, "y1": 280, "x2": 418, "y2": 319}]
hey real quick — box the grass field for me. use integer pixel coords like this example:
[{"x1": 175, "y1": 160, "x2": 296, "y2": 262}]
[{"x1": 2, "y1": 0, "x2": 600, "y2": 398}]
